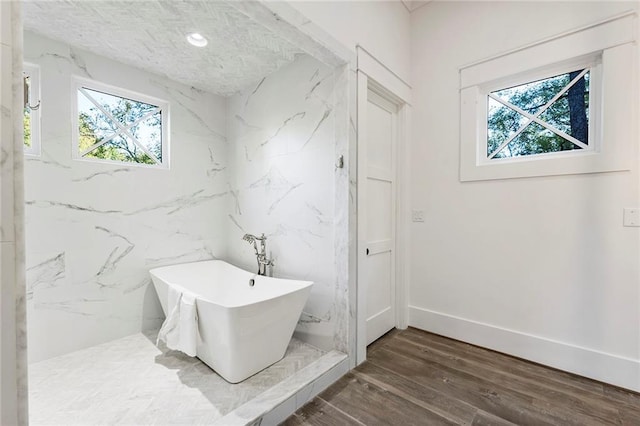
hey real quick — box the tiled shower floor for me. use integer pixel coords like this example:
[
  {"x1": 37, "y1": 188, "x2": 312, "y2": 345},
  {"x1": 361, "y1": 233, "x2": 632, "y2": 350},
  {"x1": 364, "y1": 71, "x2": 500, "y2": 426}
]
[{"x1": 28, "y1": 330, "x2": 326, "y2": 425}]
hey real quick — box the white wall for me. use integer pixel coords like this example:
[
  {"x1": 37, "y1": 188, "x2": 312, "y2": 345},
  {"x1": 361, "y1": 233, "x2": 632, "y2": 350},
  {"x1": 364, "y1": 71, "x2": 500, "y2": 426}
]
[
  {"x1": 409, "y1": 1, "x2": 640, "y2": 391},
  {"x1": 289, "y1": 0, "x2": 411, "y2": 84},
  {"x1": 226, "y1": 54, "x2": 339, "y2": 351},
  {"x1": 24, "y1": 32, "x2": 229, "y2": 362}
]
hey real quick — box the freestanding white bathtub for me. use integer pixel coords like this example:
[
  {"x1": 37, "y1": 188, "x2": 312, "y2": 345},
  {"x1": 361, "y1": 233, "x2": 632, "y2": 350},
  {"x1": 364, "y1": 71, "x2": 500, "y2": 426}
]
[{"x1": 149, "y1": 260, "x2": 313, "y2": 383}]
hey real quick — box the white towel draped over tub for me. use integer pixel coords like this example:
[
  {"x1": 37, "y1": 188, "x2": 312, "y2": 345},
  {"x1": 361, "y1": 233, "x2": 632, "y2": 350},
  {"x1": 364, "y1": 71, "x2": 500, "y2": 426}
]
[{"x1": 157, "y1": 287, "x2": 201, "y2": 357}]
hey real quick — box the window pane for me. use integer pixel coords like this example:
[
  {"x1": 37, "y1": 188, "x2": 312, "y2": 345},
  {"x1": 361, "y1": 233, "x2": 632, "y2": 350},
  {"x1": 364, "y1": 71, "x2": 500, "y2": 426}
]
[
  {"x1": 83, "y1": 135, "x2": 155, "y2": 164},
  {"x1": 494, "y1": 122, "x2": 582, "y2": 158},
  {"x1": 493, "y1": 73, "x2": 568, "y2": 116},
  {"x1": 24, "y1": 107, "x2": 32, "y2": 148},
  {"x1": 487, "y1": 97, "x2": 527, "y2": 157},
  {"x1": 538, "y1": 72, "x2": 589, "y2": 144},
  {"x1": 81, "y1": 88, "x2": 157, "y2": 127},
  {"x1": 78, "y1": 90, "x2": 119, "y2": 141},
  {"x1": 78, "y1": 110, "x2": 100, "y2": 152},
  {"x1": 24, "y1": 73, "x2": 34, "y2": 151},
  {"x1": 77, "y1": 86, "x2": 163, "y2": 165},
  {"x1": 488, "y1": 69, "x2": 590, "y2": 159},
  {"x1": 129, "y1": 110, "x2": 162, "y2": 162}
]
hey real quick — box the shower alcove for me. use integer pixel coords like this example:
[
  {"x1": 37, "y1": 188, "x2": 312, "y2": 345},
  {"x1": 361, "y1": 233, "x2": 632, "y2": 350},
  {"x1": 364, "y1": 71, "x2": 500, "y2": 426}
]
[{"x1": 5, "y1": 0, "x2": 357, "y2": 424}]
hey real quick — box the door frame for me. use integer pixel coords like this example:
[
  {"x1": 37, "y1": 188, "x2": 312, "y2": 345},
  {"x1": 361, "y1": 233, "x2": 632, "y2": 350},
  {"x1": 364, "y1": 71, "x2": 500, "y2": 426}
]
[{"x1": 356, "y1": 46, "x2": 412, "y2": 365}]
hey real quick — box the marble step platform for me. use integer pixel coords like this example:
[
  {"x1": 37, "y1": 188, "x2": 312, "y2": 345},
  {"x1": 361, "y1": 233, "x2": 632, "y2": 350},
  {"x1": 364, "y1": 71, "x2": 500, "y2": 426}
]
[{"x1": 29, "y1": 329, "x2": 347, "y2": 425}]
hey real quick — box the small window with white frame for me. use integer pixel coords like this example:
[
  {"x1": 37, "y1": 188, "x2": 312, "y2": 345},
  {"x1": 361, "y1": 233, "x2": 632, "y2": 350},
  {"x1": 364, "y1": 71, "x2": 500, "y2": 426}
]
[
  {"x1": 72, "y1": 77, "x2": 169, "y2": 168},
  {"x1": 459, "y1": 13, "x2": 635, "y2": 182},
  {"x1": 486, "y1": 65, "x2": 594, "y2": 161},
  {"x1": 23, "y1": 63, "x2": 41, "y2": 156}
]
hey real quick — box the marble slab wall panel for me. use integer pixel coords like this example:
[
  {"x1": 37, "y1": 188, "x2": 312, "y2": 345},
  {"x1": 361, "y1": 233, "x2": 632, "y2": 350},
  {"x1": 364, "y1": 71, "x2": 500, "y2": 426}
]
[
  {"x1": 227, "y1": 55, "x2": 338, "y2": 351},
  {"x1": 1, "y1": 2, "x2": 18, "y2": 424},
  {"x1": 331, "y1": 63, "x2": 356, "y2": 356},
  {"x1": 12, "y1": 4, "x2": 29, "y2": 421},
  {"x1": 24, "y1": 32, "x2": 230, "y2": 362},
  {"x1": 2, "y1": 2, "x2": 30, "y2": 423}
]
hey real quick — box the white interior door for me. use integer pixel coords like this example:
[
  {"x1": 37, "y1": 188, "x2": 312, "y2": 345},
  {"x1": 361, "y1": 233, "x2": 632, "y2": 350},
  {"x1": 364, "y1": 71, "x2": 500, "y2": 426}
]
[{"x1": 362, "y1": 88, "x2": 397, "y2": 346}]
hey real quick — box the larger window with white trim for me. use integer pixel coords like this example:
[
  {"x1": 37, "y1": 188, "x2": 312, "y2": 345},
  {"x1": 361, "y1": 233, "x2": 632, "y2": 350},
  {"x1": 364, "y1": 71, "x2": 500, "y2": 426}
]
[
  {"x1": 459, "y1": 13, "x2": 635, "y2": 181},
  {"x1": 73, "y1": 78, "x2": 169, "y2": 167}
]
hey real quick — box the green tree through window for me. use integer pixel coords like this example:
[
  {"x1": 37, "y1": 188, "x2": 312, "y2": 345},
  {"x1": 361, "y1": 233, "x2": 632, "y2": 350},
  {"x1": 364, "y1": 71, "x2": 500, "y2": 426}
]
[
  {"x1": 487, "y1": 69, "x2": 590, "y2": 159},
  {"x1": 24, "y1": 107, "x2": 31, "y2": 148},
  {"x1": 77, "y1": 86, "x2": 164, "y2": 165}
]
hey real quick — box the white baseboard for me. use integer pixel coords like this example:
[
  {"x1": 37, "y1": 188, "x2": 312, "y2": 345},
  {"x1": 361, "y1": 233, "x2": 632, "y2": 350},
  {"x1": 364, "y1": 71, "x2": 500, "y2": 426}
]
[
  {"x1": 367, "y1": 307, "x2": 393, "y2": 345},
  {"x1": 409, "y1": 306, "x2": 640, "y2": 392}
]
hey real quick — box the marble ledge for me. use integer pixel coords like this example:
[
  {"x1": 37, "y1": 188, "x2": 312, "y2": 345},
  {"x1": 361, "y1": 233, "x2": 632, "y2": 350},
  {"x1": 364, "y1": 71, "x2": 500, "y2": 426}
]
[{"x1": 214, "y1": 350, "x2": 348, "y2": 426}]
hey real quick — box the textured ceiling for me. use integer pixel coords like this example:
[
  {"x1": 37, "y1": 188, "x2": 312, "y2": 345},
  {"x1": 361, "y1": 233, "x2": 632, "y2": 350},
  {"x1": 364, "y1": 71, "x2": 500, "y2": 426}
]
[{"x1": 22, "y1": 0, "x2": 304, "y2": 96}]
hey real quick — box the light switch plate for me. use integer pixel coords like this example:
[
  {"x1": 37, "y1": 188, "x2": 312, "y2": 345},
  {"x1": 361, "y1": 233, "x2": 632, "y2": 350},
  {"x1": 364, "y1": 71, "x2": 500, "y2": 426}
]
[
  {"x1": 623, "y1": 208, "x2": 640, "y2": 227},
  {"x1": 412, "y1": 210, "x2": 425, "y2": 222}
]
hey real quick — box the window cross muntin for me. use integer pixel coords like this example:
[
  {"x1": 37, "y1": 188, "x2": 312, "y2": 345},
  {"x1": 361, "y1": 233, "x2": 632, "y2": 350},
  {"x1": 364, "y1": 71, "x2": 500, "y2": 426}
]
[
  {"x1": 78, "y1": 87, "x2": 161, "y2": 164},
  {"x1": 487, "y1": 69, "x2": 589, "y2": 159}
]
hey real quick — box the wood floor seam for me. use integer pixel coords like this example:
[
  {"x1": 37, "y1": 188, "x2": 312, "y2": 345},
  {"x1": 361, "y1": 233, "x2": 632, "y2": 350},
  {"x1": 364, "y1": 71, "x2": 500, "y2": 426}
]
[
  {"x1": 350, "y1": 369, "x2": 474, "y2": 425},
  {"x1": 316, "y1": 396, "x2": 367, "y2": 425}
]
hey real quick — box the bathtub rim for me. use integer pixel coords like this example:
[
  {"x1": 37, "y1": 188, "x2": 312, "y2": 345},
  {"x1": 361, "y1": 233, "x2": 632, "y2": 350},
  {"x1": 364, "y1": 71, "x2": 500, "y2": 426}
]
[{"x1": 149, "y1": 259, "x2": 313, "y2": 309}]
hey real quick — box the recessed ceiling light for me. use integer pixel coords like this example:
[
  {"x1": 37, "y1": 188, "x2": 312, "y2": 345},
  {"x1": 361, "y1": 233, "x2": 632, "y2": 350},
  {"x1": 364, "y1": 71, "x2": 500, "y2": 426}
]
[{"x1": 187, "y1": 33, "x2": 208, "y2": 47}]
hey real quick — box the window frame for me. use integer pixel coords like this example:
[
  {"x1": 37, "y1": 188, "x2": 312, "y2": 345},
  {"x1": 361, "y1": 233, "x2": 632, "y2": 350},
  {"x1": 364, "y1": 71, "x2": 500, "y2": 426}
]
[
  {"x1": 459, "y1": 13, "x2": 636, "y2": 182},
  {"x1": 71, "y1": 76, "x2": 170, "y2": 169},
  {"x1": 23, "y1": 63, "x2": 41, "y2": 157},
  {"x1": 479, "y1": 56, "x2": 602, "y2": 165}
]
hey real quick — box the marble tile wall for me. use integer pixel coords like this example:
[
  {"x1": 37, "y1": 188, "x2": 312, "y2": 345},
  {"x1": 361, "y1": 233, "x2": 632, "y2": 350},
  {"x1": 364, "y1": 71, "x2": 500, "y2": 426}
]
[
  {"x1": 1, "y1": 2, "x2": 17, "y2": 423},
  {"x1": 226, "y1": 55, "x2": 340, "y2": 351},
  {"x1": 24, "y1": 31, "x2": 353, "y2": 364},
  {"x1": 24, "y1": 32, "x2": 230, "y2": 362},
  {"x1": 333, "y1": 63, "x2": 357, "y2": 358},
  {"x1": 2, "y1": 1, "x2": 29, "y2": 424}
]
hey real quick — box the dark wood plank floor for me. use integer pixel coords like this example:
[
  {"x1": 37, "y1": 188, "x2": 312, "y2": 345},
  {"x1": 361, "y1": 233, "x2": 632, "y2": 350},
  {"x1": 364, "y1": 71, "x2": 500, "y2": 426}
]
[{"x1": 282, "y1": 328, "x2": 640, "y2": 425}]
